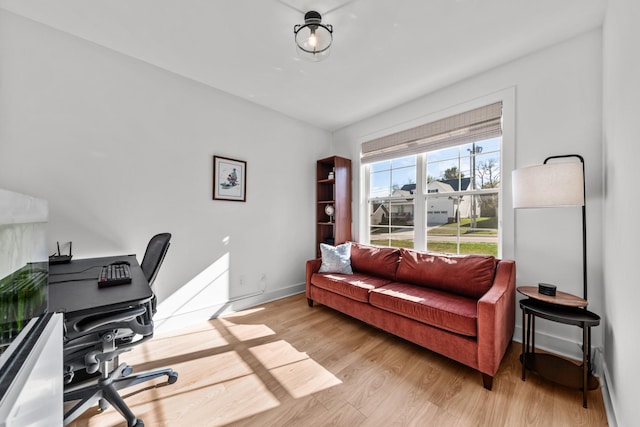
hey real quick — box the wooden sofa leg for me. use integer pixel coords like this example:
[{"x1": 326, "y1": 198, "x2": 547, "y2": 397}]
[
  {"x1": 482, "y1": 373, "x2": 493, "y2": 390},
  {"x1": 307, "y1": 298, "x2": 314, "y2": 307}
]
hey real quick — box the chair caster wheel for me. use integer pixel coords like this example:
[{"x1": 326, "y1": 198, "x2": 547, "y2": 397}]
[
  {"x1": 132, "y1": 420, "x2": 144, "y2": 427},
  {"x1": 122, "y1": 365, "x2": 134, "y2": 377},
  {"x1": 98, "y1": 398, "x2": 110, "y2": 412},
  {"x1": 167, "y1": 372, "x2": 178, "y2": 384}
]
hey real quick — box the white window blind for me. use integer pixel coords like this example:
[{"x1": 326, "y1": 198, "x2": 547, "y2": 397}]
[{"x1": 361, "y1": 102, "x2": 503, "y2": 164}]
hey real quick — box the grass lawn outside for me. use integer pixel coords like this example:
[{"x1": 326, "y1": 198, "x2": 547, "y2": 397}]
[{"x1": 370, "y1": 217, "x2": 499, "y2": 256}]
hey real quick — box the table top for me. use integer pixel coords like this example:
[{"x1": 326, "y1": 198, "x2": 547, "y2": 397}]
[
  {"x1": 520, "y1": 298, "x2": 600, "y2": 327},
  {"x1": 48, "y1": 254, "x2": 152, "y2": 317},
  {"x1": 517, "y1": 286, "x2": 588, "y2": 308}
]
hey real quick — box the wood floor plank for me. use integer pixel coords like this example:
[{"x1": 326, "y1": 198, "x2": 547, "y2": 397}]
[{"x1": 69, "y1": 292, "x2": 608, "y2": 427}]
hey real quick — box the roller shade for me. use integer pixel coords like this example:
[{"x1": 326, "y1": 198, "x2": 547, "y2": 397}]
[{"x1": 361, "y1": 102, "x2": 502, "y2": 164}]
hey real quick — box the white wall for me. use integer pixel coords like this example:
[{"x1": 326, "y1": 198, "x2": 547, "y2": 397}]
[
  {"x1": 333, "y1": 30, "x2": 604, "y2": 361},
  {"x1": 0, "y1": 11, "x2": 331, "y2": 326},
  {"x1": 602, "y1": 0, "x2": 640, "y2": 425}
]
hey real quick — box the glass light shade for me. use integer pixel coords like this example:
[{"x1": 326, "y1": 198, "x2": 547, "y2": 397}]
[
  {"x1": 294, "y1": 11, "x2": 333, "y2": 61},
  {"x1": 512, "y1": 162, "x2": 584, "y2": 208}
]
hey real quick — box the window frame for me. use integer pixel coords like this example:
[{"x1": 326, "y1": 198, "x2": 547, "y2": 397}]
[{"x1": 359, "y1": 89, "x2": 515, "y2": 259}]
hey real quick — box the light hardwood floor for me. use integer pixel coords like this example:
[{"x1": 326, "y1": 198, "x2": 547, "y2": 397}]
[{"x1": 69, "y1": 293, "x2": 608, "y2": 427}]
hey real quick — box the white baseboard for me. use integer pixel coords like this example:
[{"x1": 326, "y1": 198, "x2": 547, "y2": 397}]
[{"x1": 598, "y1": 356, "x2": 618, "y2": 427}]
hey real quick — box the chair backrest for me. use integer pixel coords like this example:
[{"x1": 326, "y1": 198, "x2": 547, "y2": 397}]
[{"x1": 140, "y1": 233, "x2": 171, "y2": 287}]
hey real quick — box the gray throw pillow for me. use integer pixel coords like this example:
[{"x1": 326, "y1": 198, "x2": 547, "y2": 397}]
[{"x1": 318, "y1": 242, "x2": 353, "y2": 274}]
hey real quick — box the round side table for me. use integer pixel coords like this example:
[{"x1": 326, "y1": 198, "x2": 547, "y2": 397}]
[{"x1": 517, "y1": 286, "x2": 600, "y2": 408}]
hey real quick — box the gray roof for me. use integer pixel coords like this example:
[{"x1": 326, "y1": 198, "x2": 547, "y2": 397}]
[{"x1": 401, "y1": 177, "x2": 471, "y2": 193}]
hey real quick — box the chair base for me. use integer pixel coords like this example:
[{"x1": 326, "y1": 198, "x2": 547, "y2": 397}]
[{"x1": 64, "y1": 362, "x2": 178, "y2": 427}]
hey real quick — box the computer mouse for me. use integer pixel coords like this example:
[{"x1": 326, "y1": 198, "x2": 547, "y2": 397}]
[{"x1": 110, "y1": 261, "x2": 130, "y2": 266}]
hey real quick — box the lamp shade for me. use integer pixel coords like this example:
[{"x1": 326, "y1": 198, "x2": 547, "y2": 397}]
[{"x1": 512, "y1": 162, "x2": 584, "y2": 208}]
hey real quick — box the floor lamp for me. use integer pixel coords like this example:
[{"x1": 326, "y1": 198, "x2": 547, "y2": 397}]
[{"x1": 512, "y1": 154, "x2": 587, "y2": 300}]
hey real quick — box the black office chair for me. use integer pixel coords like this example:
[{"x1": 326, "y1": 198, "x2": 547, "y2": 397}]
[
  {"x1": 141, "y1": 232, "x2": 171, "y2": 289},
  {"x1": 63, "y1": 233, "x2": 177, "y2": 427},
  {"x1": 141, "y1": 232, "x2": 171, "y2": 314}
]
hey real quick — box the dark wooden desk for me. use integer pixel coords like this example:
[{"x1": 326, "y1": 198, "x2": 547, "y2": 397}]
[{"x1": 48, "y1": 255, "x2": 152, "y2": 318}]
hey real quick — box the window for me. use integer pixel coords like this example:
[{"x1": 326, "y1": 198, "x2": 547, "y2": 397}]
[
  {"x1": 423, "y1": 138, "x2": 500, "y2": 256},
  {"x1": 363, "y1": 103, "x2": 502, "y2": 256},
  {"x1": 369, "y1": 156, "x2": 416, "y2": 248}
]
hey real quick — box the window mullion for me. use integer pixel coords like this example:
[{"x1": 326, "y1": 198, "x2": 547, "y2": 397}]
[
  {"x1": 414, "y1": 154, "x2": 426, "y2": 251},
  {"x1": 363, "y1": 164, "x2": 371, "y2": 244}
]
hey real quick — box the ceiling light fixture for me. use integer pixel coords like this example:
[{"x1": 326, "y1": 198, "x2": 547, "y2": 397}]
[{"x1": 294, "y1": 11, "x2": 333, "y2": 61}]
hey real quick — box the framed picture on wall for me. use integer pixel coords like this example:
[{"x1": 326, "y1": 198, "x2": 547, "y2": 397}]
[{"x1": 213, "y1": 156, "x2": 247, "y2": 202}]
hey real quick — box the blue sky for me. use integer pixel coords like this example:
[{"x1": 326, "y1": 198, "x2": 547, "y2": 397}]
[{"x1": 370, "y1": 137, "x2": 500, "y2": 198}]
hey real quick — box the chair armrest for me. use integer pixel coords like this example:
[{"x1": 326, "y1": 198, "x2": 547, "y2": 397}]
[
  {"x1": 305, "y1": 258, "x2": 322, "y2": 299},
  {"x1": 477, "y1": 259, "x2": 516, "y2": 376}
]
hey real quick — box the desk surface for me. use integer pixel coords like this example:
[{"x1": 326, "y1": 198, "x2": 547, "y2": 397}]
[{"x1": 48, "y1": 255, "x2": 152, "y2": 317}]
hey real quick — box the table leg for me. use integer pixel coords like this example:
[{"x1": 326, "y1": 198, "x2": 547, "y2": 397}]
[
  {"x1": 583, "y1": 324, "x2": 588, "y2": 408},
  {"x1": 521, "y1": 307, "x2": 526, "y2": 380},
  {"x1": 531, "y1": 315, "x2": 535, "y2": 352},
  {"x1": 588, "y1": 326, "x2": 592, "y2": 370}
]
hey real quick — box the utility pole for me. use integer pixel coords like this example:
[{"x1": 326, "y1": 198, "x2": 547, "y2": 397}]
[{"x1": 467, "y1": 143, "x2": 483, "y2": 229}]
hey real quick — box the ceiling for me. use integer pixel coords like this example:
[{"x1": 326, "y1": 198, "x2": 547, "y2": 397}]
[{"x1": 0, "y1": 0, "x2": 607, "y2": 131}]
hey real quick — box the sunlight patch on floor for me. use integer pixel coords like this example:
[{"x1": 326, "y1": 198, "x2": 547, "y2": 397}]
[
  {"x1": 219, "y1": 317, "x2": 276, "y2": 342},
  {"x1": 79, "y1": 350, "x2": 280, "y2": 426},
  {"x1": 250, "y1": 340, "x2": 342, "y2": 398},
  {"x1": 125, "y1": 326, "x2": 230, "y2": 367},
  {"x1": 72, "y1": 303, "x2": 344, "y2": 426}
]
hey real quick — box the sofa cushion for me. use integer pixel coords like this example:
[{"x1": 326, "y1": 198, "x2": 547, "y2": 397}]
[
  {"x1": 370, "y1": 282, "x2": 478, "y2": 337},
  {"x1": 396, "y1": 249, "x2": 497, "y2": 299},
  {"x1": 350, "y1": 243, "x2": 400, "y2": 281},
  {"x1": 311, "y1": 273, "x2": 392, "y2": 303},
  {"x1": 318, "y1": 242, "x2": 353, "y2": 274}
]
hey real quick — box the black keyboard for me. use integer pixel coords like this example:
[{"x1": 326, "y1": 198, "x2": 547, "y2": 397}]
[{"x1": 98, "y1": 264, "x2": 132, "y2": 287}]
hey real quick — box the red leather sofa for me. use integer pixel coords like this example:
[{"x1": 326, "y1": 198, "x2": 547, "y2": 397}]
[{"x1": 305, "y1": 242, "x2": 516, "y2": 389}]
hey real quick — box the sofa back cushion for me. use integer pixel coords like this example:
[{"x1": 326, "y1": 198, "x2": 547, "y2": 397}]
[
  {"x1": 396, "y1": 249, "x2": 497, "y2": 299},
  {"x1": 350, "y1": 243, "x2": 401, "y2": 281}
]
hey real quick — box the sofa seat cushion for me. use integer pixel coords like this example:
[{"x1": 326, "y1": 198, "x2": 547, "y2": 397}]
[
  {"x1": 396, "y1": 249, "x2": 497, "y2": 299},
  {"x1": 350, "y1": 243, "x2": 400, "y2": 281},
  {"x1": 369, "y1": 282, "x2": 478, "y2": 337},
  {"x1": 311, "y1": 273, "x2": 392, "y2": 303}
]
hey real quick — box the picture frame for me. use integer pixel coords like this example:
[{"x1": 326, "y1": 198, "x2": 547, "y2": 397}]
[{"x1": 213, "y1": 156, "x2": 247, "y2": 202}]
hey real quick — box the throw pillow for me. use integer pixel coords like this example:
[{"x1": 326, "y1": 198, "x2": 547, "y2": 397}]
[{"x1": 318, "y1": 242, "x2": 353, "y2": 274}]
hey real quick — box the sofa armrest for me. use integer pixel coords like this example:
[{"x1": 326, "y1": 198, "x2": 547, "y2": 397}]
[
  {"x1": 305, "y1": 258, "x2": 322, "y2": 299},
  {"x1": 477, "y1": 259, "x2": 516, "y2": 377}
]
